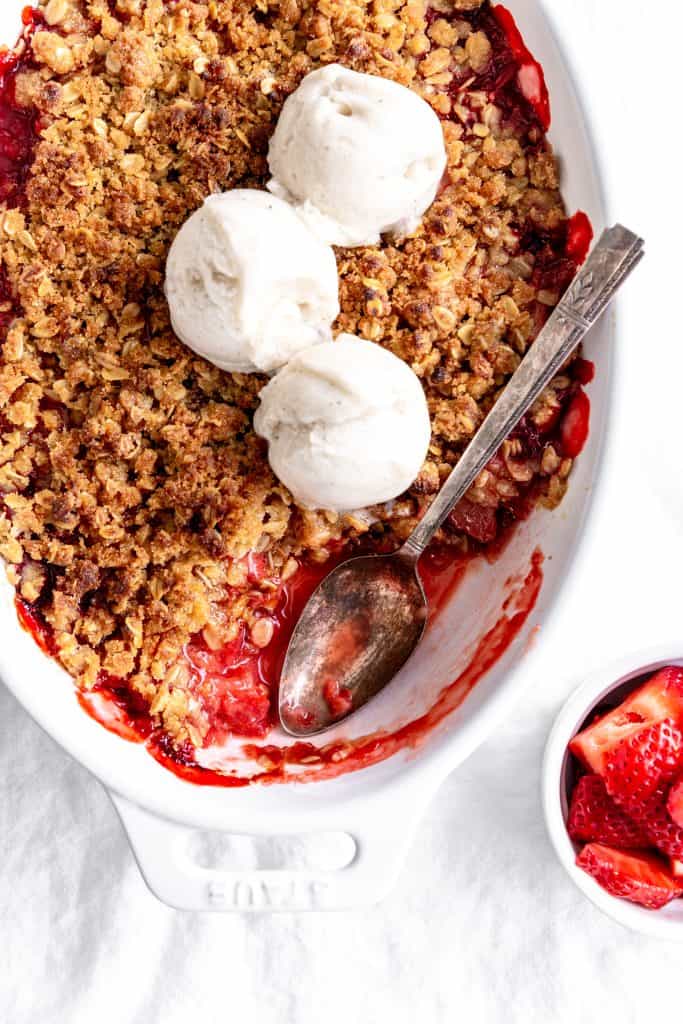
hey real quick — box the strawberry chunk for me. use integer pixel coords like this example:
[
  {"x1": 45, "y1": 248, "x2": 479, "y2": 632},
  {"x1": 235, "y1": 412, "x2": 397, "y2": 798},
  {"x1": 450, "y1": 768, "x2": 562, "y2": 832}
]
[
  {"x1": 560, "y1": 388, "x2": 590, "y2": 458},
  {"x1": 604, "y1": 719, "x2": 683, "y2": 816},
  {"x1": 567, "y1": 775, "x2": 650, "y2": 849},
  {"x1": 448, "y1": 498, "x2": 497, "y2": 543},
  {"x1": 603, "y1": 778, "x2": 683, "y2": 862},
  {"x1": 600, "y1": 718, "x2": 683, "y2": 860},
  {"x1": 667, "y1": 776, "x2": 683, "y2": 829},
  {"x1": 638, "y1": 800, "x2": 683, "y2": 860},
  {"x1": 569, "y1": 667, "x2": 683, "y2": 774},
  {"x1": 576, "y1": 843, "x2": 683, "y2": 910}
]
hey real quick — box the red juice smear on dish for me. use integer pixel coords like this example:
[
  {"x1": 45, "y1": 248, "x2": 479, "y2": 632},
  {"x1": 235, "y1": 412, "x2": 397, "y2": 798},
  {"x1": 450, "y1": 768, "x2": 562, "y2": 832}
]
[
  {"x1": 78, "y1": 685, "x2": 154, "y2": 743},
  {"x1": 15, "y1": 597, "x2": 56, "y2": 655},
  {"x1": 15, "y1": 602, "x2": 152, "y2": 741},
  {"x1": 420, "y1": 544, "x2": 471, "y2": 614}
]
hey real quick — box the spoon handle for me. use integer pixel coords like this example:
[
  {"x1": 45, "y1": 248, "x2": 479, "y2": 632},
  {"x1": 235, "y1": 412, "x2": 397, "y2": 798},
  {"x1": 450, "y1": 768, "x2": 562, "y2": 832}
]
[{"x1": 401, "y1": 224, "x2": 644, "y2": 563}]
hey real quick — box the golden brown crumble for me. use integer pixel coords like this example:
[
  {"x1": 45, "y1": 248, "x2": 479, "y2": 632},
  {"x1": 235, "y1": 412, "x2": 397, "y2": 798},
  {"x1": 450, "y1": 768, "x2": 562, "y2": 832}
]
[{"x1": 1, "y1": 0, "x2": 580, "y2": 747}]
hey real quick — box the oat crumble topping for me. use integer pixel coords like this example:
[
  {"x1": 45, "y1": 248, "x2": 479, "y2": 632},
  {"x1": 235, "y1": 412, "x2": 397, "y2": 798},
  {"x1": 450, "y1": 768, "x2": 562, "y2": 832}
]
[{"x1": 0, "y1": 0, "x2": 586, "y2": 751}]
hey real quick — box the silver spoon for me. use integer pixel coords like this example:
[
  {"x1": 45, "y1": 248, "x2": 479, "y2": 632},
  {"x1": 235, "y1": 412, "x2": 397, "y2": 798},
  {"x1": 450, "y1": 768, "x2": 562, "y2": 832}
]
[{"x1": 278, "y1": 225, "x2": 644, "y2": 737}]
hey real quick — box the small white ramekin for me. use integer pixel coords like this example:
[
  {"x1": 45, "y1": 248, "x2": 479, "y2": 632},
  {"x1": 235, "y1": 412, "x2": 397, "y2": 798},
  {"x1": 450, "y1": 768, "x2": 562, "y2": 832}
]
[{"x1": 543, "y1": 645, "x2": 683, "y2": 940}]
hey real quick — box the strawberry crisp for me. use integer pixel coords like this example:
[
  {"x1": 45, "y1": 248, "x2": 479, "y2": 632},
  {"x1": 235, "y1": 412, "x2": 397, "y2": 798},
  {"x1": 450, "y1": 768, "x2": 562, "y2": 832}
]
[{"x1": 0, "y1": 0, "x2": 592, "y2": 766}]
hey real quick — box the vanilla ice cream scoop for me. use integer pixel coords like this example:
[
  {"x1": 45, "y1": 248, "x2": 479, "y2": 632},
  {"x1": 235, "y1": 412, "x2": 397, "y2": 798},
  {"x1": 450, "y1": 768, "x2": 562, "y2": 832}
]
[
  {"x1": 254, "y1": 334, "x2": 431, "y2": 510},
  {"x1": 165, "y1": 190, "x2": 340, "y2": 374},
  {"x1": 267, "y1": 64, "x2": 447, "y2": 248}
]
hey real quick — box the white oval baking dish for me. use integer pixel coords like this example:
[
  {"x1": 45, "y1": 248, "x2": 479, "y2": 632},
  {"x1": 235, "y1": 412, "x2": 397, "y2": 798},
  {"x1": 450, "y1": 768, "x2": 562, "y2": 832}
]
[{"x1": 0, "y1": 0, "x2": 609, "y2": 911}]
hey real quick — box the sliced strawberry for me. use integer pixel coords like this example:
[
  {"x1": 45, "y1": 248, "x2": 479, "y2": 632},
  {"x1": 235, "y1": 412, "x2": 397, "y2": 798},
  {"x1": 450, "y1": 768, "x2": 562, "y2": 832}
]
[
  {"x1": 604, "y1": 719, "x2": 683, "y2": 816},
  {"x1": 639, "y1": 800, "x2": 683, "y2": 860},
  {"x1": 600, "y1": 719, "x2": 683, "y2": 859},
  {"x1": 576, "y1": 843, "x2": 683, "y2": 910},
  {"x1": 569, "y1": 667, "x2": 683, "y2": 774},
  {"x1": 570, "y1": 718, "x2": 645, "y2": 776},
  {"x1": 667, "y1": 776, "x2": 683, "y2": 829},
  {"x1": 567, "y1": 775, "x2": 650, "y2": 849},
  {"x1": 560, "y1": 388, "x2": 590, "y2": 458}
]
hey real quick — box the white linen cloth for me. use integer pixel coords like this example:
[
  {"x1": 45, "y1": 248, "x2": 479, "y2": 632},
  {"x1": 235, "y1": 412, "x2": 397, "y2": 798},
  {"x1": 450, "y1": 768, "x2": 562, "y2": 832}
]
[{"x1": 2, "y1": 2, "x2": 682, "y2": 1020}]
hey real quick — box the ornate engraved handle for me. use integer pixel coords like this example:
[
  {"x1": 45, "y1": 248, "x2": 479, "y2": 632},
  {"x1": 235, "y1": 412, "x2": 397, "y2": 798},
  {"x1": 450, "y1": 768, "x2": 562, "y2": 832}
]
[{"x1": 401, "y1": 224, "x2": 644, "y2": 562}]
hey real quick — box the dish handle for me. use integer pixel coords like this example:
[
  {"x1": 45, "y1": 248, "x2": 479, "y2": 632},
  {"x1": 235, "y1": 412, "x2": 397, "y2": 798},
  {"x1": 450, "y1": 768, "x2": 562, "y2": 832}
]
[{"x1": 110, "y1": 786, "x2": 433, "y2": 912}]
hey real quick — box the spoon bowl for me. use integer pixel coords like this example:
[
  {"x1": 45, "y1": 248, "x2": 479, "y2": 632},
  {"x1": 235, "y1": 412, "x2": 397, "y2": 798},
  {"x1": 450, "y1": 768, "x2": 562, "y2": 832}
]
[{"x1": 279, "y1": 553, "x2": 427, "y2": 736}]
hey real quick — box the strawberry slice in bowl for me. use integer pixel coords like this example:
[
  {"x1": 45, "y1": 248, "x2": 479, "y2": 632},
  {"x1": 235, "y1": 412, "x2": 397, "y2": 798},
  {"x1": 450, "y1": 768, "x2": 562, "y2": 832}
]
[
  {"x1": 576, "y1": 843, "x2": 683, "y2": 911},
  {"x1": 567, "y1": 774, "x2": 650, "y2": 849},
  {"x1": 603, "y1": 719, "x2": 683, "y2": 817},
  {"x1": 598, "y1": 719, "x2": 683, "y2": 862},
  {"x1": 569, "y1": 667, "x2": 683, "y2": 774},
  {"x1": 667, "y1": 778, "x2": 683, "y2": 830}
]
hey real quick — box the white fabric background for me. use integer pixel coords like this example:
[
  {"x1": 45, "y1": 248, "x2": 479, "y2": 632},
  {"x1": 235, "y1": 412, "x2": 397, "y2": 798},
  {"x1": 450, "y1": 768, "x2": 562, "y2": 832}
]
[{"x1": 2, "y1": 1, "x2": 682, "y2": 1020}]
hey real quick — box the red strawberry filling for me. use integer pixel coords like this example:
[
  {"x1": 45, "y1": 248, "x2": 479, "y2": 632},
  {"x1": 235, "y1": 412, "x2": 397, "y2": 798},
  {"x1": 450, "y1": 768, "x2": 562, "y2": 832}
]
[
  {"x1": 568, "y1": 666, "x2": 683, "y2": 909},
  {"x1": 0, "y1": 14, "x2": 42, "y2": 209}
]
